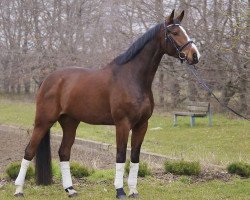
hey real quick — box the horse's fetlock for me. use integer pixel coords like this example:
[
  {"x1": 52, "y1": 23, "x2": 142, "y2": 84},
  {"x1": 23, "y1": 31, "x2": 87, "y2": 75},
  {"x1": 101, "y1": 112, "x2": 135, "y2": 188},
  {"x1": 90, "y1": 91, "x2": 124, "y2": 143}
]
[{"x1": 58, "y1": 148, "x2": 70, "y2": 161}]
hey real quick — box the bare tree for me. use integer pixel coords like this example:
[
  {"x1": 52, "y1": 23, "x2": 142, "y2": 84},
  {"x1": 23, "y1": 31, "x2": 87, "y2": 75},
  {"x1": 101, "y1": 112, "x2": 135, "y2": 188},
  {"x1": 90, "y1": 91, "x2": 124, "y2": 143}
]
[{"x1": 0, "y1": 0, "x2": 249, "y2": 115}]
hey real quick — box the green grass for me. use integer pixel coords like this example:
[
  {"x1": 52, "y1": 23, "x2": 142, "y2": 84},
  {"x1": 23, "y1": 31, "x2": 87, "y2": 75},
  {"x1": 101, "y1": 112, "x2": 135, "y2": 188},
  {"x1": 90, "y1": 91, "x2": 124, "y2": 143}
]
[
  {"x1": 0, "y1": 98, "x2": 249, "y2": 166},
  {"x1": 0, "y1": 97, "x2": 250, "y2": 199},
  {"x1": 0, "y1": 99, "x2": 35, "y2": 127},
  {"x1": 0, "y1": 175, "x2": 249, "y2": 200}
]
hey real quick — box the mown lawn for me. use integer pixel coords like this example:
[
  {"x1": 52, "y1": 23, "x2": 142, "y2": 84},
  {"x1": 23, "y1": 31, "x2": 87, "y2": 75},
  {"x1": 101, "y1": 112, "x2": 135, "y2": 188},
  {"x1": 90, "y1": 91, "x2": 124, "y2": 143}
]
[
  {"x1": 0, "y1": 97, "x2": 250, "y2": 200},
  {"x1": 1, "y1": 171, "x2": 250, "y2": 200},
  {"x1": 0, "y1": 98, "x2": 249, "y2": 166}
]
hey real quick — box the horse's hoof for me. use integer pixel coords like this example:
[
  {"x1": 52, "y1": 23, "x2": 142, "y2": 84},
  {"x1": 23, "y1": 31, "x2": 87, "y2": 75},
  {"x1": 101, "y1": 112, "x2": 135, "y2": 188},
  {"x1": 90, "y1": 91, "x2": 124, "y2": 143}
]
[
  {"x1": 117, "y1": 194, "x2": 126, "y2": 199},
  {"x1": 68, "y1": 192, "x2": 78, "y2": 198},
  {"x1": 65, "y1": 186, "x2": 78, "y2": 198},
  {"x1": 116, "y1": 188, "x2": 126, "y2": 199},
  {"x1": 14, "y1": 193, "x2": 24, "y2": 197},
  {"x1": 128, "y1": 193, "x2": 139, "y2": 198}
]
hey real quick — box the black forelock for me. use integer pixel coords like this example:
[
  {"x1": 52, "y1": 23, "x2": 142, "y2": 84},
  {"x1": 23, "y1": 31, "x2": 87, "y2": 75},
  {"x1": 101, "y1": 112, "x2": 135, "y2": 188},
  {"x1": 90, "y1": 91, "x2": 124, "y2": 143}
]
[{"x1": 114, "y1": 23, "x2": 162, "y2": 65}]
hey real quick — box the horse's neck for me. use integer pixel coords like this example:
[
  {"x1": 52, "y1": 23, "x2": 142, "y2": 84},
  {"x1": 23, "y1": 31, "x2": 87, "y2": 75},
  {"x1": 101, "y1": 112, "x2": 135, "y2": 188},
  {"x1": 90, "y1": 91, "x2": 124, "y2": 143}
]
[{"x1": 132, "y1": 37, "x2": 164, "y2": 89}]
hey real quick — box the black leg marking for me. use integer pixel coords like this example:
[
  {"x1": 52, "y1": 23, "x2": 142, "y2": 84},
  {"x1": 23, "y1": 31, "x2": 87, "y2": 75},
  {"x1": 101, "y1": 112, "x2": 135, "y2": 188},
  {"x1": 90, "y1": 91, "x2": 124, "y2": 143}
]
[
  {"x1": 14, "y1": 193, "x2": 24, "y2": 197},
  {"x1": 65, "y1": 186, "x2": 78, "y2": 198},
  {"x1": 116, "y1": 188, "x2": 126, "y2": 199},
  {"x1": 128, "y1": 193, "x2": 139, "y2": 198}
]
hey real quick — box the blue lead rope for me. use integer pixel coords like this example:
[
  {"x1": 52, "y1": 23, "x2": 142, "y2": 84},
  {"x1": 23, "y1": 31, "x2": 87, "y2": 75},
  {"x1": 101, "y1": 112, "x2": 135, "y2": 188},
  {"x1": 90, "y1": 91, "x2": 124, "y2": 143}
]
[{"x1": 186, "y1": 64, "x2": 249, "y2": 120}]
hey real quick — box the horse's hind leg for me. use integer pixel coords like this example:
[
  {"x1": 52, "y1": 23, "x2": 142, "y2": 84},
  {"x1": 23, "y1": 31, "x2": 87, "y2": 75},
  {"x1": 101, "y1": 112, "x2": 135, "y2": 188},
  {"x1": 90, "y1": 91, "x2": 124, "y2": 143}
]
[
  {"x1": 14, "y1": 120, "x2": 54, "y2": 196},
  {"x1": 128, "y1": 121, "x2": 148, "y2": 198},
  {"x1": 14, "y1": 95, "x2": 61, "y2": 196},
  {"x1": 58, "y1": 115, "x2": 79, "y2": 197}
]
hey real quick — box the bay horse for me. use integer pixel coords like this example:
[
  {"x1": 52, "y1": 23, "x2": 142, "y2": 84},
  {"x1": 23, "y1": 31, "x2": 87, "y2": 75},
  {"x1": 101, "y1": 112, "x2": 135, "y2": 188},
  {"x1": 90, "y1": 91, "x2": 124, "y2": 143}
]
[{"x1": 14, "y1": 10, "x2": 200, "y2": 199}]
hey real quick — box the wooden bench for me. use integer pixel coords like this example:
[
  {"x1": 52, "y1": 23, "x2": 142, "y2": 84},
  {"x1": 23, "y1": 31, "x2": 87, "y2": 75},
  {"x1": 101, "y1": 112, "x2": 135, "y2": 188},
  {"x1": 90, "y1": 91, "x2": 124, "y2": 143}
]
[{"x1": 173, "y1": 101, "x2": 212, "y2": 127}]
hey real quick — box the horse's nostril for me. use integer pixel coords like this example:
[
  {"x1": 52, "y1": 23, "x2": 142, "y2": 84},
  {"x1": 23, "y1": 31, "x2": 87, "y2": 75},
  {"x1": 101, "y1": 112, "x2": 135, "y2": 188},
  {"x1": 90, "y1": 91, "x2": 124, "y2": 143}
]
[{"x1": 193, "y1": 53, "x2": 198, "y2": 61}]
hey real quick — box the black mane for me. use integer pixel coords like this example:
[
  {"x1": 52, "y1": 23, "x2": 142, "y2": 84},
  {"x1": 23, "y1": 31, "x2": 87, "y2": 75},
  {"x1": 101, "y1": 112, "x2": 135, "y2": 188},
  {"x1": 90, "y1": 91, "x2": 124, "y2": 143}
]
[{"x1": 114, "y1": 23, "x2": 162, "y2": 65}]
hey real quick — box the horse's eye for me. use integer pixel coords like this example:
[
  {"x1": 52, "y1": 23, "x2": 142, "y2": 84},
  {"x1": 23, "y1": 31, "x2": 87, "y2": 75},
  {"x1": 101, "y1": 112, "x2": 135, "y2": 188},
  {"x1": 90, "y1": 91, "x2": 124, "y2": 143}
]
[
  {"x1": 172, "y1": 32, "x2": 178, "y2": 35},
  {"x1": 166, "y1": 29, "x2": 171, "y2": 34}
]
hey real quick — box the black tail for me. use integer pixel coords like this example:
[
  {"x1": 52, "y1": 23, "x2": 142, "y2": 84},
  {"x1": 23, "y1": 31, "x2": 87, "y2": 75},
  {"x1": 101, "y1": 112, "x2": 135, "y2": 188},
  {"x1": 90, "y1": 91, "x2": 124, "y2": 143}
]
[{"x1": 35, "y1": 129, "x2": 52, "y2": 185}]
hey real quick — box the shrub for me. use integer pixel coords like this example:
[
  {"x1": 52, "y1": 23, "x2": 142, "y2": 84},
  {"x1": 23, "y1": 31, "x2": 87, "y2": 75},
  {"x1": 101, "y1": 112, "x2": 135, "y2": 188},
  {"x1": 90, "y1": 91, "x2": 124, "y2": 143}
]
[
  {"x1": 52, "y1": 160, "x2": 61, "y2": 179},
  {"x1": 125, "y1": 160, "x2": 151, "y2": 177},
  {"x1": 227, "y1": 162, "x2": 250, "y2": 178},
  {"x1": 70, "y1": 162, "x2": 93, "y2": 178},
  {"x1": 164, "y1": 160, "x2": 201, "y2": 176},
  {"x1": 6, "y1": 162, "x2": 34, "y2": 180},
  {"x1": 138, "y1": 161, "x2": 151, "y2": 177}
]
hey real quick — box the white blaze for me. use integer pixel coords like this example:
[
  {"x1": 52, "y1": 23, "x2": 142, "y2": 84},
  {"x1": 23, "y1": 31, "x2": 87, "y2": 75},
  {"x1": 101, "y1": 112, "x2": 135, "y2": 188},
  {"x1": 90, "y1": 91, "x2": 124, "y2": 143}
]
[{"x1": 179, "y1": 25, "x2": 201, "y2": 60}]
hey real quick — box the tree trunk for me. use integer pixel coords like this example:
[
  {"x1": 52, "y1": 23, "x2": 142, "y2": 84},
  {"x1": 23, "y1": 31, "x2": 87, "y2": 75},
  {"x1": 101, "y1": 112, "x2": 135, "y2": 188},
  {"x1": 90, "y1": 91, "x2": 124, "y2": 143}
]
[
  {"x1": 24, "y1": 80, "x2": 31, "y2": 94},
  {"x1": 221, "y1": 81, "x2": 235, "y2": 111},
  {"x1": 167, "y1": 61, "x2": 181, "y2": 109},
  {"x1": 180, "y1": 0, "x2": 198, "y2": 101},
  {"x1": 159, "y1": 68, "x2": 164, "y2": 106},
  {"x1": 155, "y1": 0, "x2": 165, "y2": 106},
  {"x1": 238, "y1": 0, "x2": 249, "y2": 114}
]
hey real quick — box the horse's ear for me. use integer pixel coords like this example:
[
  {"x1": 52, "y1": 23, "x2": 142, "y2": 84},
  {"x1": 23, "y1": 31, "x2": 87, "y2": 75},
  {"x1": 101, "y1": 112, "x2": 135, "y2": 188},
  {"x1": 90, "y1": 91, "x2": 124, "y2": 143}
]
[
  {"x1": 166, "y1": 9, "x2": 175, "y2": 24},
  {"x1": 176, "y1": 10, "x2": 185, "y2": 23}
]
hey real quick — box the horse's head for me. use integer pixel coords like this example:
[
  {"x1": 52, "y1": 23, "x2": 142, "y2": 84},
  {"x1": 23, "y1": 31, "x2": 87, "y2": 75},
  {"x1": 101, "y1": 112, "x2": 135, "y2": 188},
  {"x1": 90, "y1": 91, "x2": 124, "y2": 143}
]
[{"x1": 161, "y1": 10, "x2": 200, "y2": 65}]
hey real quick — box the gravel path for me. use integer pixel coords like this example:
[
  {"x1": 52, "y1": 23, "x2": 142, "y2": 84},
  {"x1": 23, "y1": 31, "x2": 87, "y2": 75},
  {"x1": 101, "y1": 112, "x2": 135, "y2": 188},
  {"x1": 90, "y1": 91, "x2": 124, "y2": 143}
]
[
  {"x1": 0, "y1": 129, "x2": 233, "y2": 184},
  {"x1": 0, "y1": 130, "x2": 115, "y2": 173}
]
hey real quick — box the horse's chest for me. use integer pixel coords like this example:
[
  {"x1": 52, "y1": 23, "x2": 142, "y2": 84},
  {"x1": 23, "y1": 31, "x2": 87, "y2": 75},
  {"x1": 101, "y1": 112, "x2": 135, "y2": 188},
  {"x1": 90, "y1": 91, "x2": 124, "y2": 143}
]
[
  {"x1": 138, "y1": 97, "x2": 153, "y2": 117},
  {"x1": 127, "y1": 96, "x2": 153, "y2": 126},
  {"x1": 119, "y1": 95, "x2": 153, "y2": 120},
  {"x1": 110, "y1": 82, "x2": 154, "y2": 124}
]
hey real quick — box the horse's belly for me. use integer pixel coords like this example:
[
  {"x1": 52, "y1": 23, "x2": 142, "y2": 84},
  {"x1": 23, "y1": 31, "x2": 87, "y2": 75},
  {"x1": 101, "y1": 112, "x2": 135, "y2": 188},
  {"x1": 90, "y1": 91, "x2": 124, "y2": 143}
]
[
  {"x1": 78, "y1": 109, "x2": 114, "y2": 125},
  {"x1": 64, "y1": 95, "x2": 114, "y2": 125}
]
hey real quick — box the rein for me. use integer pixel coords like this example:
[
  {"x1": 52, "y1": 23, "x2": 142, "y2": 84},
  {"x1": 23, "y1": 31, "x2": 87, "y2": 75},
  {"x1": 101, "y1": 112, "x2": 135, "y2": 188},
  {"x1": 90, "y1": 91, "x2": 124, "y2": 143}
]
[
  {"x1": 164, "y1": 22, "x2": 194, "y2": 63},
  {"x1": 163, "y1": 22, "x2": 249, "y2": 120},
  {"x1": 186, "y1": 64, "x2": 249, "y2": 120}
]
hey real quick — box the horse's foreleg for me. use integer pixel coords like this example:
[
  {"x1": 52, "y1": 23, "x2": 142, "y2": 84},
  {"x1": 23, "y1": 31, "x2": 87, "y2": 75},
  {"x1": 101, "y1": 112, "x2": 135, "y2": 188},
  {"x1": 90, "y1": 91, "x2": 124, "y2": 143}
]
[
  {"x1": 128, "y1": 121, "x2": 148, "y2": 198},
  {"x1": 114, "y1": 119, "x2": 130, "y2": 199},
  {"x1": 58, "y1": 116, "x2": 79, "y2": 197}
]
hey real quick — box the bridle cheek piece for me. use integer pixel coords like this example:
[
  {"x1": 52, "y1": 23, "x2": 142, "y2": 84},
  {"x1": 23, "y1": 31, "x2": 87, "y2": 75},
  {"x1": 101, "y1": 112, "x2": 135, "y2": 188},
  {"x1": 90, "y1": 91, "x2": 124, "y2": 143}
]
[{"x1": 164, "y1": 22, "x2": 194, "y2": 63}]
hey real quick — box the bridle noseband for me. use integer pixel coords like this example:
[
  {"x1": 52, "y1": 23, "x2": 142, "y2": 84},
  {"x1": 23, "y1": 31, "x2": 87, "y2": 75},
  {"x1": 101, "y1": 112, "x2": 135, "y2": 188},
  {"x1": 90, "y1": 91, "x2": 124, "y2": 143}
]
[{"x1": 164, "y1": 22, "x2": 194, "y2": 63}]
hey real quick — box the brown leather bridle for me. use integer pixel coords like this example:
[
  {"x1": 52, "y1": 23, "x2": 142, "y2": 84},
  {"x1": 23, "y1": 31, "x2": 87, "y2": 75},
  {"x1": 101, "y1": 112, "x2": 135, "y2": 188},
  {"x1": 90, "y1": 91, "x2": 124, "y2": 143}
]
[{"x1": 164, "y1": 22, "x2": 194, "y2": 63}]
